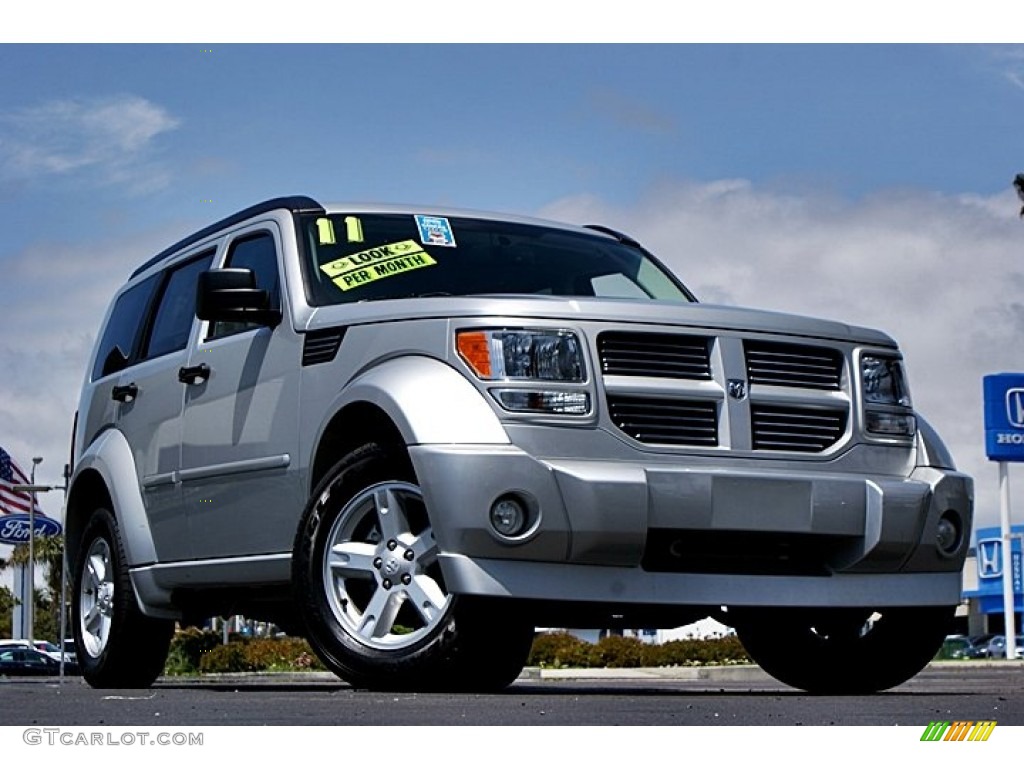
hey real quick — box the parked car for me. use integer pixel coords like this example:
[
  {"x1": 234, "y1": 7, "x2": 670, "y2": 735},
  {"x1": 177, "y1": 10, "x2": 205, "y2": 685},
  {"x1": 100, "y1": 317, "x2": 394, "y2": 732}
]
[
  {"x1": 0, "y1": 638, "x2": 77, "y2": 664},
  {"x1": 65, "y1": 196, "x2": 973, "y2": 694},
  {"x1": 0, "y1": 647, "x2": 80, "y2": 676},
  {"x1": 32, "y1": 640, "x2": 77, "y2": 664},
  {"x1": 981, "y1": 634, "x2": 1024, "y2": 659},
  {"x1": 938, "y1": 635, "x2": 987, "y2": 660},
  {"x1": 969, "y1": 633, "x2": 998, "y2": 654}
]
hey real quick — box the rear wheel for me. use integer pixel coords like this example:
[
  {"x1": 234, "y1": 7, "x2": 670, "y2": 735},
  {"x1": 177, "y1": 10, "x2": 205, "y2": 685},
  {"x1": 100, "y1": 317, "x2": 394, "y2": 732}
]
[
  {"x1": 732, "y1": 605, "x2": 954, "y2": 694},
  {"x1": 72, "y1": 508, "x2": 174, "y2": 688},
  {"x1": 293, "y1": 442, "x2": 534, "y2": 691}
]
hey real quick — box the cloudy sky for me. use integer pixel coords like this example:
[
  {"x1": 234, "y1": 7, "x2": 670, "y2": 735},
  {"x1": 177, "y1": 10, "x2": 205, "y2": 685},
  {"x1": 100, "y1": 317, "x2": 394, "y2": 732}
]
[{"x1": 1, "y1": 27, "x2": 1023, "y2": 547}]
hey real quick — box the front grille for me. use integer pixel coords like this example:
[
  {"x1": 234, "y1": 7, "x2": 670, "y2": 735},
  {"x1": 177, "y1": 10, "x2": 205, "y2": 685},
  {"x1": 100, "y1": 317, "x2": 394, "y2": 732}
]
[
  {"x1": 598, "y1": 332, "x2": 711, "y2": 379},
  {"x1": 744, "y1": 341, "x2": 843, "y2": 390},
  {"x1": 599, "y1": 329, "x2": 850, "y2": 454},
  {"x1": 751, "y1": 405, "x2": 847, "y2": 452},
  {"x1": 607, "y1": 395, "x2": 718, "y2": 446}
]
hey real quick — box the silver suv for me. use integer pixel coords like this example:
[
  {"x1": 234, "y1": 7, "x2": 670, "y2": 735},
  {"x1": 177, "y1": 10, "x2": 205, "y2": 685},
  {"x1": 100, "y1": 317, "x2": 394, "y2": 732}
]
[{"x1": 66, "y1": 196, "x2": 972, "y2": 693}]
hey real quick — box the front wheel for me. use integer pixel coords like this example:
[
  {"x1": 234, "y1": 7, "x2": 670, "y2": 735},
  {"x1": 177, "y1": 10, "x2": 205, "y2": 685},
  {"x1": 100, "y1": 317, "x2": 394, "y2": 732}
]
[
  {"x1": 731, "y1": 605, "x2": 955, "y2": 694},
  {"x1": 293, "y1": 443, "x2": 534, "y2": 691}
]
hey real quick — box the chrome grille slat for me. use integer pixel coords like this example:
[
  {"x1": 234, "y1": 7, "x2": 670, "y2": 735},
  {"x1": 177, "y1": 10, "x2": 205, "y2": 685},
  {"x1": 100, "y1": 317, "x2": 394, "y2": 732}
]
[
  {"x1": 751, "y1": 405, "x2": 847, "y2": 452},
  {"x1": 599, "y1": 332, "x2": 711, "y2": 379},
  {"x1": 745, "y1": 341, "x2": 842, "y2": 390},
  {"x1": 607, "y1": 396, "x2": 718, "y2": 446}
]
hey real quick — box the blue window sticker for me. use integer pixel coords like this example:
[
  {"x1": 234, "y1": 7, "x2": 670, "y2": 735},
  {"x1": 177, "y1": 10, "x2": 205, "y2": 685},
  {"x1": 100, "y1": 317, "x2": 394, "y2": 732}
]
[{"x1": 415, "y1": 215, "x2": 457, "y2": 247}]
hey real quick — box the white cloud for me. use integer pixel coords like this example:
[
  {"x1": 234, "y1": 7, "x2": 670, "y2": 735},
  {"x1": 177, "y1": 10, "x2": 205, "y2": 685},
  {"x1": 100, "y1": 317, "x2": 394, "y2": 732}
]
[
  {"x1": 0, "y1": 223, "x2": 188, "y2": 523},
  {"x1": 0, "y1": 95, "x2": 180, "y2": 192},
  {"x1": 980, "y1": 44, "x2": 1024, "y2": 92},
  {"x1": 541, "y1": 180, "x2": 1024, "y2": 529}
]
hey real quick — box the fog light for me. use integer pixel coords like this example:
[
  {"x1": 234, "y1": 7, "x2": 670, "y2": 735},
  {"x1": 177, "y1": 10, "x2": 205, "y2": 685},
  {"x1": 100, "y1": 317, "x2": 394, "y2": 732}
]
[
  {"x1": 936, "y1": 511, "x2": 962, "y2": 555},
  {"x1": 493, "y1": 389, "x2": 590, "y2": 415},
  {"x1": 490, "y1": 496, "x2": 528, "y2": 537}
]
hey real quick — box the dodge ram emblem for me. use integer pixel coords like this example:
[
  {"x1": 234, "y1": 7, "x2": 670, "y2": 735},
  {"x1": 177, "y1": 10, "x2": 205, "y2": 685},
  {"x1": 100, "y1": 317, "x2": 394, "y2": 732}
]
[{"x1": 727, "y1": 379, "x2": 747, "y2": 400}]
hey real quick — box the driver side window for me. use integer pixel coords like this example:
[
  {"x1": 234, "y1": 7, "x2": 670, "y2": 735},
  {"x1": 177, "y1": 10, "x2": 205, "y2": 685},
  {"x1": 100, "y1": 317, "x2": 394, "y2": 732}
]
[{"x1": 208, "y1": 231, "x2": 281, "y2": 340}]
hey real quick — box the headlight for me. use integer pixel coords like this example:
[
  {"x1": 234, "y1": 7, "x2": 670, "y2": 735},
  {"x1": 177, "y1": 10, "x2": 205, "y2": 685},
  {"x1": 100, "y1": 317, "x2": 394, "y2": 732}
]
[
  {"x1": 457, "y1": 329, "x2": 585, "y2": 381},
  {"x1": 861, "y1": 354, "x2": 915, "y2": 438},
  {"x1": 861, "y1": 355, "x2": 911, "y2": 406},
  {"x1": 457, "y1": 329, "x2": 590, "y2": 415}
]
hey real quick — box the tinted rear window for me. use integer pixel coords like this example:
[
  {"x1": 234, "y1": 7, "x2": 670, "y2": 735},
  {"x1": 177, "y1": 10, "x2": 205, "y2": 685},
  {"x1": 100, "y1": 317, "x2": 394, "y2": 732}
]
[{"x1": 91, "y1": 274, "x2": 159, "y2": 380}]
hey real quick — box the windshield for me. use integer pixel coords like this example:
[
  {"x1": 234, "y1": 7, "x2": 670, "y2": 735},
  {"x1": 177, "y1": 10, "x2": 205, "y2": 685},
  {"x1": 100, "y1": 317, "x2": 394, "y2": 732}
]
[{"x1": 299, "y1": 213, "x2": 694, "y2": 305}]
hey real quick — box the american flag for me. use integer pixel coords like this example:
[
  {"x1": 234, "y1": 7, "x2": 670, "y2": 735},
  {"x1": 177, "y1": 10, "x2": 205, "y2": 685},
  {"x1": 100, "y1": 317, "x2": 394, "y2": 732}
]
[{"x1": 0, "y1": 446, "x2": 44, "y2": 516}]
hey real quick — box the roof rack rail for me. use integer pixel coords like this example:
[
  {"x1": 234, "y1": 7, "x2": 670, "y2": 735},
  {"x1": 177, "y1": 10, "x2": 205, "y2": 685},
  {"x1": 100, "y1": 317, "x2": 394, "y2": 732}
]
[
  {"x1": 131, "y1": 195, "x2": 325, "y2": 278},
  {"x1": 583, "y1": 223, "x2": 642, "y2": 248}
]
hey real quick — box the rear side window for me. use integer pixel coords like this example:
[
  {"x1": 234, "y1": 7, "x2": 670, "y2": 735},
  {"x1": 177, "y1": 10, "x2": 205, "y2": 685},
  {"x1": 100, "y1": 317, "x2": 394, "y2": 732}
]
[
  {"x1": 91, "y1": 274, "x2": 159, "y2": 381},
  {"x1": 144, "y1": 253, "x2": 215, "y2": 360}
]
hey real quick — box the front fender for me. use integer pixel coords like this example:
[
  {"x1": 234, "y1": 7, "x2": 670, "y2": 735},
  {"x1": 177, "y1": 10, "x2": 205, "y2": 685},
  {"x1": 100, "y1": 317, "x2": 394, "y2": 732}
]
[
  {"x1": 333, "y1": 355, "x2": 509, "y2": 445},
  {"x1": 916, "y1": 414, "x2": 957, "y2": 470}
]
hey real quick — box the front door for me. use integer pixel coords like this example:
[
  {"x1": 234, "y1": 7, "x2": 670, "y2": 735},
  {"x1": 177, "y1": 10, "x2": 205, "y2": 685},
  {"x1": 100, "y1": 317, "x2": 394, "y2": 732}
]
[{"x1": 179, "y1": 225, "x2": 303, "y2": 560}]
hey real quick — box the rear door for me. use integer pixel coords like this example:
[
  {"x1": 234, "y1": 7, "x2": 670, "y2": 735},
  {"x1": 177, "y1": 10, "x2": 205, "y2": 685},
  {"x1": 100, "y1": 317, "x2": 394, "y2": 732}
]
[{"x1": 112, "y1": 249, "x2": 216, "y2": 562}]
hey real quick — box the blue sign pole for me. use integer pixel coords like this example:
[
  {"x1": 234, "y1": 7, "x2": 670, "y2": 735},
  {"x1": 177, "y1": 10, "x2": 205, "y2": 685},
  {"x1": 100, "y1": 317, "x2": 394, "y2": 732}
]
[{"x1": 984, "y1": 374, "x2": 1024, "y2": 660}]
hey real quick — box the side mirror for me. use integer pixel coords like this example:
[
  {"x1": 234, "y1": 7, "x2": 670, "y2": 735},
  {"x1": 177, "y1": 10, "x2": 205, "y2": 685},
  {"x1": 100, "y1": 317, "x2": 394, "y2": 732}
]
[{"x1": 196, "y1": 268, "x2": 282, "y2": 327}]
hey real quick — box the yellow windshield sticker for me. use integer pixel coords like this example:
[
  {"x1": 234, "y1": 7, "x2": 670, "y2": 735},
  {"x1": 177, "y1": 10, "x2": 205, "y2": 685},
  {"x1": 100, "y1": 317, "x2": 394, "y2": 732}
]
[
  {"x1": 319, "y1": 239, "x2": 437, "y2": 291},
  {"x1": 316, "y1": 218, "x2": 336, "y2": 245},
  {"x1": 344, "y1": 216, "x2": 364, "y2": 243}
]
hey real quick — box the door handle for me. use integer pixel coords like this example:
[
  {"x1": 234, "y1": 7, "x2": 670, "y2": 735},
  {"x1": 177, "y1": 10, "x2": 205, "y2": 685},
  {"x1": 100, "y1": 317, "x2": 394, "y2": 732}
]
[
  {"x1": 178, "y1": 363, "x2": 211, "y2": 385},
  {"x1": 111, "y1": 383, "x2": 138, "y2": 403}
]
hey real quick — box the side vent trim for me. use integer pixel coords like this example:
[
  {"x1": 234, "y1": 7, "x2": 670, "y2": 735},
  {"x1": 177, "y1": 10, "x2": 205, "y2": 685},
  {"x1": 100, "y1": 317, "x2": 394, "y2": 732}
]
[{"x1": 302, "y1": 327, "x2": 346, "y2": 366}]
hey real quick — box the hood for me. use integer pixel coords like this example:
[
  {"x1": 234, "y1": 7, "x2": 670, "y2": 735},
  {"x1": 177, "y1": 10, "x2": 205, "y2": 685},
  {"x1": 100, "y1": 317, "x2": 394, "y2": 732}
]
[{"x1": 302, "y1": 295, "x2": 897, "y2": 348}]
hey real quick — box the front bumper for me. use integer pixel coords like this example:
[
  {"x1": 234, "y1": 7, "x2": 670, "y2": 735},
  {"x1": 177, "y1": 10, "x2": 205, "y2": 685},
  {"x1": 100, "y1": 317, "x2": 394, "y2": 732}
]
[{"x1": 410, "y1": 441, "x2": 972, "y2": 609}]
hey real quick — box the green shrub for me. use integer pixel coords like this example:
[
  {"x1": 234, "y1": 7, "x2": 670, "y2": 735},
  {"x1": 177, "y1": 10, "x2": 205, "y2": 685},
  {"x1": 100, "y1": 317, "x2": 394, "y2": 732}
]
[
  {"x1": 588, "y1": 635, "x2": 648, "y2": 668},
  {"x1": 242, "y1": 637, "x2": 325, "y2": 671},
  {"x1": 168, "y1": 627, "x2": 749, "y2": 675},
  {"x1": 643, "y1": 635, "x2": 750, "y2": 666},
  {"x1": 165, "y1": 628, "x2": 222, "y2": 675},
  {"x1": 527, "y1": 631, "x2": 750, "y2": 668},
  {"x1": 527, "y1": 632, "x2": 592, "y2": 668},
  {"x1": 163, "y1": 627, "x2": 327, "y2": 675},
  {"x1": 199, "y1": 642, "x2": 251, "y2": 673},
  {"x1": 196, "y1": 636, "x2": 326, "y2": 674}
]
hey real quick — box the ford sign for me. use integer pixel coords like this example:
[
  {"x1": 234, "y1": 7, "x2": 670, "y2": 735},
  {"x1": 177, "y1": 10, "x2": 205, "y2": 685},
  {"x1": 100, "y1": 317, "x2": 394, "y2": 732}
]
[{"x1": 0, "y1": 514, "x2": 63, "y2": 545}]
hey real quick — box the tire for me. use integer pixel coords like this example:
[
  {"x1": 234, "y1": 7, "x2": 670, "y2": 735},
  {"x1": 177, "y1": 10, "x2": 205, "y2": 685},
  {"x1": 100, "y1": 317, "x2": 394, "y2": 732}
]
[
  {"x1": 731, "y1": 605, "x2": 955, "y2": 694},
  {"x1": 72, "y1": 508, "x2": 174, "y2": 688},
  {"x1": 293, "y1": 442, "x2": 534, "y2": 692}
]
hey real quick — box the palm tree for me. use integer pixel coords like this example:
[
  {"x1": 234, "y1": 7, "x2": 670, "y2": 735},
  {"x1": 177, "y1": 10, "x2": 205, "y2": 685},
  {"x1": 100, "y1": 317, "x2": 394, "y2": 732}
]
[{"x1": 3, "y1": 536, "x2": 66, "y2": 640}]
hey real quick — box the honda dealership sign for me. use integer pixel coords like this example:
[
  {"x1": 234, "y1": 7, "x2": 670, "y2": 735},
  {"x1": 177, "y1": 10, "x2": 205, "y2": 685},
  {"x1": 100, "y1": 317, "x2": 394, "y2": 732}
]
[
  {"x1": 984, "y1": 373, "x2": 1024, "y2": 462},
  {"x1": 966, "y1": 527, "x2": 1024, "y2": 614}
]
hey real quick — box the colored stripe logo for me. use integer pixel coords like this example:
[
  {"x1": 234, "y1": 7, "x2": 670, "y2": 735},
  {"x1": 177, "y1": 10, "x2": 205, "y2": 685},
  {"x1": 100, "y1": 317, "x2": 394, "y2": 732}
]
[{"x1": 920, "y1": 721, "x2": 997, "y2": 741}]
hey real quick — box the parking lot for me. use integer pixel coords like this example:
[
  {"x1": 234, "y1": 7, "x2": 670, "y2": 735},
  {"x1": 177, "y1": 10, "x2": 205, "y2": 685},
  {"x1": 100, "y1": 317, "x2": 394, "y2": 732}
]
[{"x1": 2, "y1": 661, "x2": 1023, "y2": 727}]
